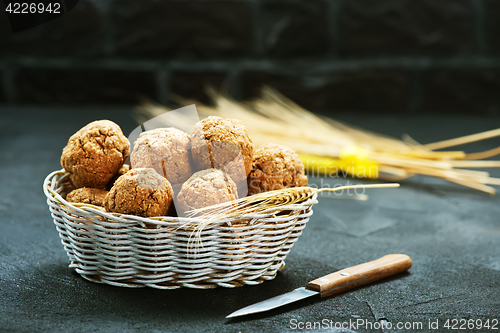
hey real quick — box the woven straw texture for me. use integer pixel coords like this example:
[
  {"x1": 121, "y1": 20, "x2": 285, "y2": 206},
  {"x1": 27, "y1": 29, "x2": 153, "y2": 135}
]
[{"x1": 43, "y1": 170, "x2": 318, "y2": 289}]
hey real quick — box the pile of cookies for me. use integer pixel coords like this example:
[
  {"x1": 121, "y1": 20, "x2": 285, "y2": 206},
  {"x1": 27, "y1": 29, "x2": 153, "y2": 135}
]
[{"x1": 61, "y1": 117, "x2": 308, "y2": 218}]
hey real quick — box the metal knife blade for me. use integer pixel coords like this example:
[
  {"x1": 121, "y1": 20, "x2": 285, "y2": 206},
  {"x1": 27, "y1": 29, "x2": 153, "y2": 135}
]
[
  {"x1": 226, "y1": 287, "x2": 317, "y2": 318},
  {"x1": 226, "y1": 254, "x2": 412, "y2": 319}
]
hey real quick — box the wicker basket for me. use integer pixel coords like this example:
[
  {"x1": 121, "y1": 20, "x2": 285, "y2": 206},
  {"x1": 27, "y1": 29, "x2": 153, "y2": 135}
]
[{"x1": 43, "y1": 170, "x2": 318, "y2": 289}]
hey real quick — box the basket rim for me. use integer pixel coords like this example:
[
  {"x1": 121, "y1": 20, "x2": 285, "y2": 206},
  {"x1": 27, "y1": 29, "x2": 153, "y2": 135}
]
[{"x1": 43, "y1": 169, "x2": 318, "y2": 227}]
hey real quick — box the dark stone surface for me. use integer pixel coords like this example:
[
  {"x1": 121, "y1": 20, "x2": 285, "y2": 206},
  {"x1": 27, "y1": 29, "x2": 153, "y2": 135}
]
[
  {"x1": 0, "y1": 0, "x2": 104, "y2": 57},
  {"x1": 15, "y1": 67, "x2": 157, "y2": 105},
  {"x1": 241, "y1": 68, "x2": 411, "y2": 112},
  {"x1": 260, "y1": 0, "x2": 329, "y2": 58},
  {"x1": 483, "y1": 0, "x2": 500, "y2": 54},
  {"x1": 110, "y1": 0, "x2": 254, "y2": 58},
  {"x1": 422, "y1": 68, "x2": 500, "y2": 115},
  {"x1": 339, "y1": 0, "x2": 474, "y2": 55},
  {"x1": 1, "y1": 107, "x2": 499, "y2": 332},
  {"x1": 170, "y1": 70, "x2": 230, "y2": 104}
]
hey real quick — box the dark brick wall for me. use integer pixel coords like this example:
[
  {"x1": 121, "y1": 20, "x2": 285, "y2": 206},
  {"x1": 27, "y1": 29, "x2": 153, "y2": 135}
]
[
  {"x1": 339, "y1": 0, "x2": 475, "y2": 55},
  {"x1": 15, "y1": 67, "x2": 157, "y2": 104},
  {"x1": 0, "y1": 69, "x2": 5, "y2": 103},
  {"x1": 171, "y1": 70, "x2": 230, "y2": 104},
  {"x1": 1, "y1": 0, "x2": 499, "y2": 114},
  {"x1": 240, "y1": 68, "x2": 412, "y2": 112},
  {"x1": 110, "y1": 0, "x2": 254, "y2": 58},
  {"x1": 484, "y1": 0, "x2": 500, "y2": 54},
  {"x1": 422, "y1": 68, "x2": 500, "y2": 114},
  {"x1": 0, "y1": 0, "x2": 104, "y2": 56},
  {"x1": 260, "y1": 1, "x2": 330, "y2": 58}
]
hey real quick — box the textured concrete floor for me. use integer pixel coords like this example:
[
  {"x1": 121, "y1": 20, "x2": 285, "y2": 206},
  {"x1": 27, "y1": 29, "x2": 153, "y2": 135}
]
[{"x1": 0, "y1": 108, "x2": 499, "y2": 332}]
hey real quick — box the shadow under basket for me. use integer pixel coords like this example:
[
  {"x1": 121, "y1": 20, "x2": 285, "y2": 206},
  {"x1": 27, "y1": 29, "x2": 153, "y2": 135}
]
[{"x1": 43, "y1": 170, "x2": 318, "y2": 289}]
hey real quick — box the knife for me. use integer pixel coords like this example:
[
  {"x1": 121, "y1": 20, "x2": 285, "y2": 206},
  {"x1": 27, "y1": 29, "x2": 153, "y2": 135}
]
[{"x1": 226, "y1": 254, "x2": 412, "y2": 318}]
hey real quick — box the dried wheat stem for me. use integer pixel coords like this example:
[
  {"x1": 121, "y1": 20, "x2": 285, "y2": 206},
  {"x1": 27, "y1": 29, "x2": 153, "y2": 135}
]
[
  {"x1": 449, "y1": 160, "x2": 500, "y2": 168},
  {"x1": 401, "y1": 151, "x2": 467, "y2": 160},
  {"x1": 423, "y1": 128, "x2": 500, "y2": 151},
  {"x1": 464, "y1": 147, "x2": 500, "y2": 160},
  {"x1": 444, "y1": 177, "x2": 496, "y2": 195},
  {"x1": 186, "y1": 183, "x2": 400, "y2": 221},
  {"x1": 370, "y1": 153, "x2": 453, "y2": 170},
  {"x1": 402, "y1": 166, "x2": 499, "y2": 194},
  {"x1": 458, "y1": 173, "x2": 500, "y2": 186},
  {"x1": 378, "y1": 165, "x2": 409, "y2": 177}
]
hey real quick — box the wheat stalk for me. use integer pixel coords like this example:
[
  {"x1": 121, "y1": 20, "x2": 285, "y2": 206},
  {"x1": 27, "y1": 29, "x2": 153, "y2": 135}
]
[
  {"x1": 137, "y1": 87, "x2": 500, "y2": 194},
  {"x1": 186, "y1": 183, "x2": 399, "y2": 222}
]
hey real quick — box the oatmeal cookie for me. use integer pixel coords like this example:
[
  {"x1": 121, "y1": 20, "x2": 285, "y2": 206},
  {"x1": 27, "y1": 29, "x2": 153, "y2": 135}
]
[
  {"x1": 66, "y1": 188, "x2": 109, "y2": 207},
  {"x1": 61, "y1": 120, "x2": 129, "y2": 189},
  {"x1": 247, "y1": 142, "x2": 308, "y2": 195},
  {"x1": 176, "y1": 169, "x2": 238, "y2": 216},
  {"x1": 130, "y1": 128, "x2": 193, "y2": 188},
  {"x1": 190, "y1": 116, "x2": 253, "y2": 195},
  {"x1": 104, "y1": 168, "x2": 174, "y2": 217}
]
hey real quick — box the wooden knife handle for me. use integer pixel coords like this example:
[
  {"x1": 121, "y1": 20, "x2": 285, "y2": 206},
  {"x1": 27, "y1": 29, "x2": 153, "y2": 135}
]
[{"x1": 305, "y1": 254, "x2": 412, "y2": 298}]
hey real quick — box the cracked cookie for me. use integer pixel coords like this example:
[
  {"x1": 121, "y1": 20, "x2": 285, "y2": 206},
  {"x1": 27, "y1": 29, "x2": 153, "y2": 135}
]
[
  {"x1": 190, "y1": 116, "x2": 253, "y2": 196},
  {"x1": 247, "y1": 143, "x2": 308, "y2": 195},
  {"x1": 66, "y1": 187, "x2": 109, "y2": 207},
  {"x1": 176, "y1": 169, "x2": 238, "y2": 216},
  {"x1": 130, "y1": 128, "x2": 193, "y2": 189},
  {"x1": 61, "y1": 120, "x2": 130, "y2": 189},
  {"x1": 104, "y1": 168, "x2": 174, "y2": 217}
]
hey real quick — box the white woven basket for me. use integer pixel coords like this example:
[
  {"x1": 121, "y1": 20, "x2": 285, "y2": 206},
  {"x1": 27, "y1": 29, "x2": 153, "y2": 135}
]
[{"x1": 43, "y1": 170, "x2": 318, "y2": 289}]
